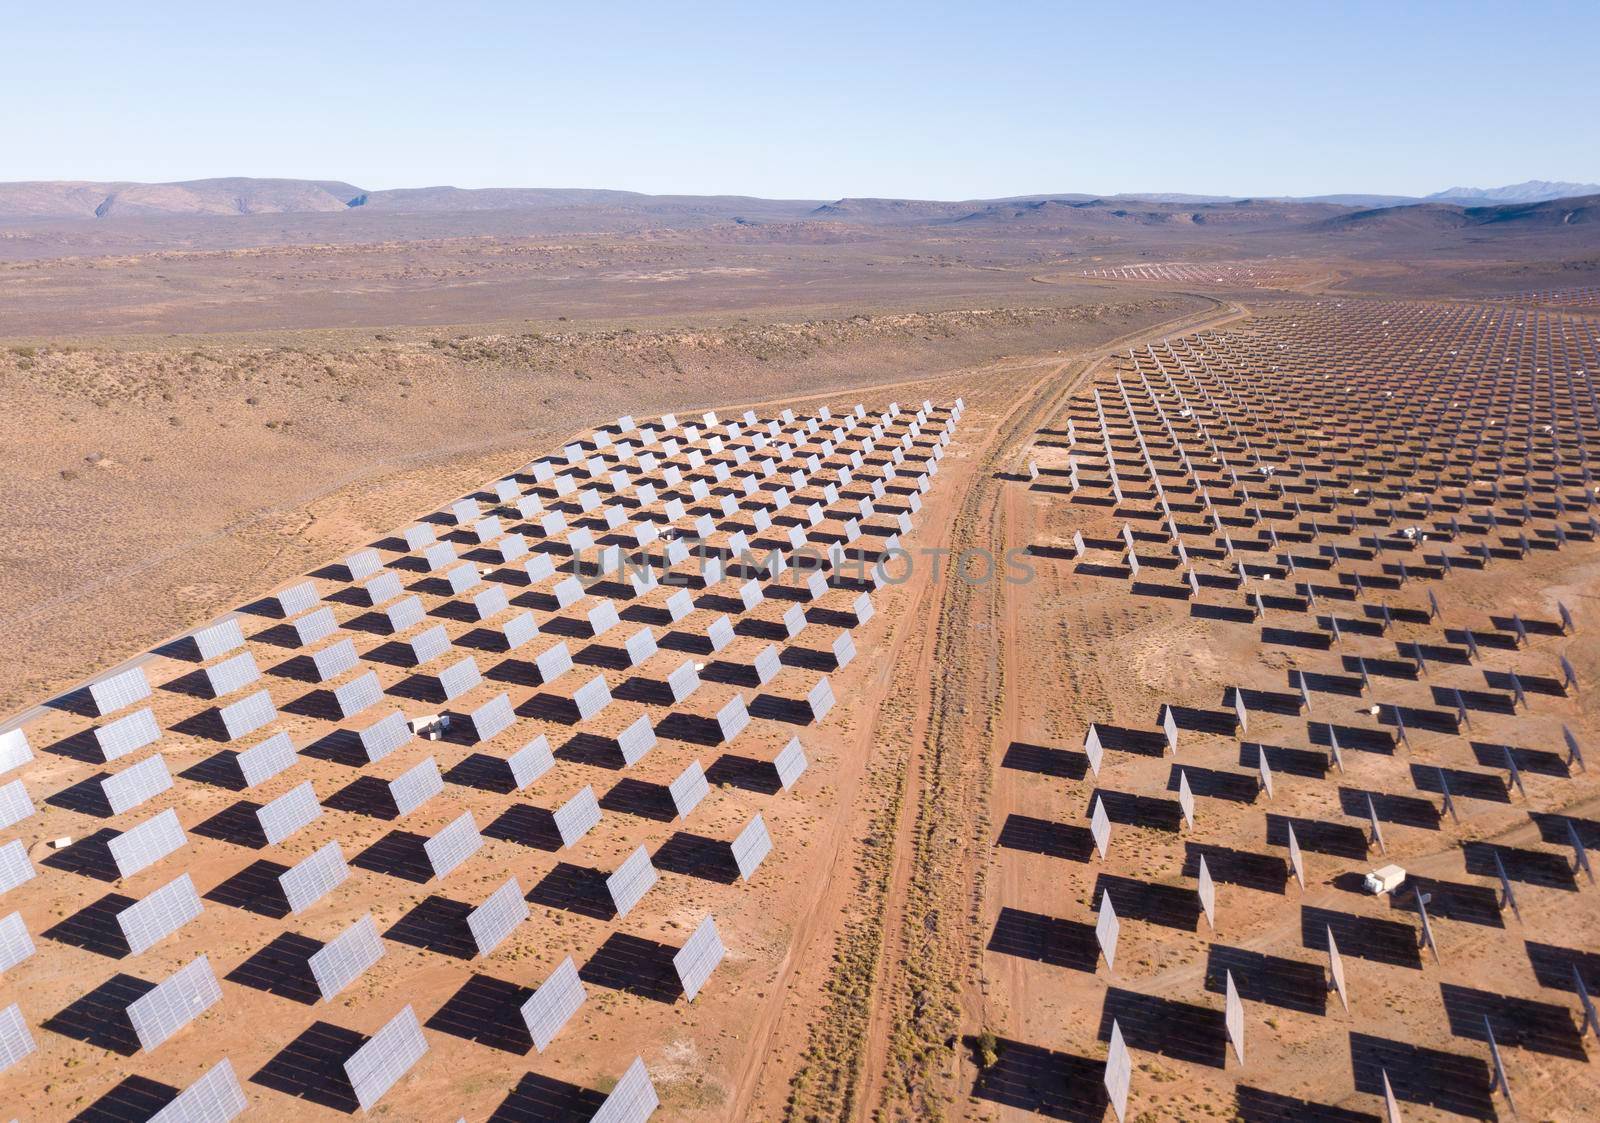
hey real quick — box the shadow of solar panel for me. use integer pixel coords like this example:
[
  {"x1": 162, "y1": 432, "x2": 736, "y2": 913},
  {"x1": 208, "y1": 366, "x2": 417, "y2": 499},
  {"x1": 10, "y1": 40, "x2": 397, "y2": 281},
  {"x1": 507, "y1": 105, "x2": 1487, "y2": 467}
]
[
  {"x1": 0, "y1": 728, "x2": 32, "y2": 775},
  {"x1": 607, "y1": 846, "x2": 658, "y2": 919},
  {"x1": 593, "y1": 1056, "x2": 659, "y2": 1123},
  {"x1": 774, "y1": 737, "x2": 808, "y2": 790},
  {"x1": 96, "y1": 707, "x2": 161, "y2": 762},
  {"x1": 471, "y1": 694, "x2": 516, "y2": 742},
  {"x1": 668, "y1": 662, "x2": 700, "y2": 704},
  {"x1": 669, "y1": 761, "x2": 708, "y2": 819},
  {"x1": 344, "y1": 1004, "x2": 428, "y2": 1112},
  {"x1": 237, "y1": 732, "x2": 296, "y2": 788},
  {"x1": 258, "y1": 782, "x2": 321, "y2": 846},
  {"x1": 387, "y1": 595, "x2": 425, "y2": 631},
  {"x1": 574, "y1": 675, "x2": 612, "y2": 721},
  {"x1": 148, "y1": 1056, "x2": 247, "y2": 1123},
  {"x1": 673, "y1": 915, "x2": 725, "y2": 1003},
  {"x1": 390, "y1": 757, "x2": 443, "y2": 817},
  {"x1": 220, "y1": 691, "x2": 276, "y2": 742},
  {"x1": 128, "y1": 955, "x2": 222, "y2": 1052},
  {"x1": 731, "y1": 814, "x2": 772, "y2": 881},
  {"x1": 109, "y1": 809, "x2": 186, "y2": 879},
  {"x1": 617, "y1": 717, "x2": 656, "y2": 767},
  {"x1": 193, "y1": 619, "x2": 245, "y2": 662},
  {"x1": 334, "y1": 672, "x2": 382, "y2": 719},
  {"x1": 0, "y1": 780, "x2": 34, "y2": 832},
  {"x1": 310, "y1": 914, "x2": 383, "y2": 1002},
  {"x1": 117, "y1": 873, "x2": 202, "y2": 956},
  {"x1": 439, "y1": 656, "x2": 482, "y2": 701},
  {"x1": 103, "y1": 754, "x2": 172, "y2": 816},
  {"x1": 0, "y1": 910, "x2": 33, "y2": 973},
  {"x1": 292, "y1": 606, "x2": 338, "y2": 647},
  {"x1": 90, "y1": 667, "x2": 151, "y2": 716},
  {"x1": 469, "y1": 877, "x2": 529, "y2": 957},
  {"x1": 0, "y1": 1002, "x2": 35, "y2": 1074},
  {"x1": 508, "y1": 735, "x2": 554, "y2": 791},
  {"x1": 281, "y1": 842, "x2": 348, "y2": 914},
  {"x1": 426, "y1": 813, "x2": 483, "y2": 880},
  {"x1": 346, "y1": 548, "x2": 382, "y2": 581},
  {"x1": 359, "y1": 711, "x2": 412, "y2": 762},
  {"x1": 807, "y1": 678, "x2": 836, "y2": 721},
  {"x1": 310, "y1": 639, "x2": 358, "y2": 683},
  {"x1": 716, "y1": 695, "x2": 750, "y2": 741},
  {"x1": 554, "y1": 787, "x2": 601, "y2": 849}
]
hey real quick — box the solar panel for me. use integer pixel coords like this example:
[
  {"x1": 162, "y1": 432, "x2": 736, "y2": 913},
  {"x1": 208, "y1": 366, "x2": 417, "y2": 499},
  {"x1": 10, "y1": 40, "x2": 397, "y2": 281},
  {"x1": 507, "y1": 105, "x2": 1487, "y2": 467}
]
[
  {"x1": 504, "y1": 611, "x2": 539, "y2": 651},
  {"x1": 200, "y1": 651, "x2": 258, "y2": 698},
  {"x1": 508, "y1": 735, "x2": 554, "y2": 790},
  {"x1": 1103, "y1": 1020, "x2": 1131, "y2": 1123},
  {"x1": 668, "y1": 761, "x2": 708, "y2": 818},
  {"x1": 281, "y1": 841, "x2": 348, "y2": 913},
  {"x1": 310, "y1": 914, "x2": 385, "y2": 1002},
  {"x1": 389, "y1": 757, "x2": 443, "y2": 816},
  {"x1": 553, "y1": 575, "x2": 584, "y2": 608},
  {"x1": 774, "y1": 737, "x2": 807, "y2": 790},
  {"x1": 277, "y1": 580, "x2": 320, "y2": 619},
  {"x1": 752, "y1": 644, "x2": 782, "y2": 686},
  {"x1": 1161, "y1": 706, "x2": 1179, "y2": 754},
  {"x1": 344, "y1": 1005, "x2": 428, "y2": 1113},
  {"x1": 0, "y1": 1003, "x2": 36, "y2": 1075},
  {"x1": 89, "y1": 666, "x2": 151, "y2": 715},
  {"x1": 446, "y1": 563, "x2": 482, "y2": 596},
  {"x1": 334, "y1": 672, "x2": 382, "y2": 719},
  {"x1": 554, "y1": 786, "x2": 601, "y2": 849},
  {"x1": 1197, "y1": 855, "x2": 1216, "y2": 930},
  {"x1": 258, "y1": 781, "x2": 321, "y2": 845},
  {"x1": 426, "y1": 813, "x2": 482, "y2": 879},
  {"x1": 614, "y1": 629, "x2": 657, "y2": 670},
  {"x1": 1096, "y1": 891, "x2": 1119, "y2": 971},
  {"x1": 219, "y1": 690, "x2": 275, "y2": 742},
  {"x1": 807, "y1": 678, "x2": 836, "y2": 721},
  {"x1": 1326, "y1": 925, "x2": 1349, "y2": 1012},
  {"x1": 1223, "y1": 969, "x2": 1245, "y2": 1064},
  {"x1": 96, "y1": 707, "x2": 160, "y2": 761},
  {"x1": 573, "y1": 675, "x2": 611, "y2": 721},
  {"x1": 667, "y1": 662, "x2": 700, "y2": 703},
  {"x1": 103, "y1": 753, "x2": 172, "y2": 815},
  {"x1": 360, "y1": 711, "x2": 412, "y2": 762},
  {"x1": 525, "y1": 552, "x2": 556, "y2": 584},
  {"x1": 423, "y1": 537, "x2": 458, "y2": 576},
  {"x1": 128, "y1": 955, "x2": 222, "y2": 1052},
  {"x1": 731, "y1": 813, "x2": 772, "y2": 880},
  {"x1": 832, "y1": 633, "x2": 856, "y2": 669},
  {"x1": 312, "y1": 638, "x2": 358, "y2": 683},
  {"x1": 716, "y1": 695, "x2": 749, "y2": 742},
  {"x1": 345, "y1": 549, "x2": 382, "y2": 581},
  {"x1": 294, "y1": 606, "x2": 338, "y2": 647},
  {"x1": 364, "y1": 572, "x2": 403, "y2": 606},
  {"x1": 148, "y1": 1056, "x2": 248, "y2": 1123},
  {"x1": 0, "y1": 911, "x2": 33, "y2": 973},
  {"x1": 0, "y1": 729, "x2": 32, "y2": 775},
  {"x1": 467, "y1": 876, "x2": 528, "y2": 956},
  {"x1": 522, "y1": 957, "x2": 586, "y2": 1053},
  {"x1": 404, "y1": 524, "x2": 436, "y2": 551},
  {"x1": 405, "y1": 625, "x2": 449, "y2": 666},
  {"x1": 0, "y1": 841, "x2": 34, "y2": 897},
  {"x1": 0, "y1": 781, "x2": 34, "y2": 832},
  {"x1": 588, "y1": 601, "x2": 621, "y2": 638},
  {"x1": 193, "y1": 618, "x2": 245, "y2": 662},
  {"x1": 666, "y1": 589, "x2": 694, "y2": 622},
  {"x1": 387, "y1": 595, "x2": 425, "y2": 632},
  {"x1": 1090, "y1": 796, "x2": 1111, "y2": 860},
  {"x1": 453, "y1": 497, "x2": 481, "y2": 525},
  {"x1": 109, "y1": 809, "x2": 186, "y2": 879},
  {"x1": 471, "y1": 694, "x2": 515, "y2": 742},
  {"x1": 673, "y1": 915, "x2": 725, "y2": 1002},
  {"x1": 606, "y1": 846, "x2": 658, "y2": 918},
  {"x1": 593, "y1": 1057, "x2": 659, "y2": 1123},
  {"x1": 438, "y1": 656, "x2": 482, "y2": 701},
  {"x1": 475, "y1": 584, "x2": 512, "y2": 620},
  {"x1": 475, "y1": 515, "x2": 503, "y2": 543},
  {"x1": 118, "y1": 873, "x2": 203, "y2": 955}
]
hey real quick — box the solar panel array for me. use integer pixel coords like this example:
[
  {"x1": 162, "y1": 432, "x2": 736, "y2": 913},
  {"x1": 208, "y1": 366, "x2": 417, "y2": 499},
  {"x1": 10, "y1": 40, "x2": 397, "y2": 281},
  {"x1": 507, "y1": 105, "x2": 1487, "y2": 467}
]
[
  {"x1": 109, "y1": 809, "x2": 186, "y2": 878},
  {"x1": 237, "y1": 731, "x2": 296, "y2": 787},
  {"x1": 281, "y1": 841, "x2": 347, "y2": 913},
  {"x1": 731, "y1": 813, "x2": 773, "y2": 880},
  {"x1": 467, "y1": 876, "x2": 529, "y2": 956},
  {"x1": 0, "y1": 729, "x2": 32, "y2": 774},
  {"x1": 554, "y1": 786, "x2": 602, "y2": 848},
  {"x1": 95, "y1": 706, "x2": 160, "y2": 761},
  {"x1": 425, "y1": 813, "x2": 482, "y2": 879},
  {"x1": 0, "y1": 1002, "x2": 35, "y2": 1075},
  {"x1": 127, "y1": 955, "x2": 222, "y2": 1051},
  {"x1": 593, "y1": 1056, "x2": 660, "y2": 1123},
  {"x1": 103, "y1": 752, "x2": 172, "y2": 815},
  {"x1": 508, "y1": 735, "x2": 554, "y2": 790},
  {"x1": 672, "y1": 915, "x2": 725, "y2": 1002},
  {"x1": 607, "y1": 846, "x2": 658, "y2": 919},
  {"x1": 192, "y1": 618, "x2": 244, "y2": 662},
  {"x1": 309, "y1": 914, "x2": 384, "y2": 1002},
  {"x1": 344, "y1": 1004, "x2": 429, "y2": 1112},
  {"x1": 88, "y1": 666, "x2": 151, "y2": 715},
  {"x1": 359, "y1": 710, "x2": 411, "y2": 762},
  {"x1": 0, "y1": 911, "x2": 34, "y2": 973},
  {"x1": 204, "y1": 650, "x2": 259, "y2": 697},
  {"x1": 0, "y1": 841, "x2": 33, "y2": 896},
  {"x1": 521, "y1": 957, "x2": 586, "y2": 1054},
  {"x1": 117, "y1": 873, "x2": 203, "y2": 955},
  {"x1": 0, "y1": 781, "x2": 34, "y2": 832},
  {"x1": 257, "y1": 781, "x2": 321, "y2": 845},
  {"x1": 148, "y1": 1057, "x2": 248, "y2": 1123},
  {"x1": 218, "y1": 690, "x2": 275, "y2": 741}
]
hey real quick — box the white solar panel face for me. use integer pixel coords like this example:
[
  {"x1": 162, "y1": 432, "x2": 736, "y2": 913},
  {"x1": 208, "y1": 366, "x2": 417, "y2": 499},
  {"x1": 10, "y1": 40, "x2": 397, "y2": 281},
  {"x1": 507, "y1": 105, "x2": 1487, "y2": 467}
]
[
  {"x1": 593, "y1": 1057, "x2": 660, "y2": 1123},
  {"x1": 364, "y1": 572, "x2": 403, "y2": 606},
  {"x1": 668, "y1": 662, "x2": 700, "y2": 704},
  {"x1": 128, "y1": 955, "x2": 222, "y2": 1052},
  {"x1": 832, "y1": 633, "x2": 856, "y2": 669},
  {"x1": 293, "y1": 606, "x2": 338, "y2": 647},
  {"x1": 345, "y1": 1005, "x2": 429, "y2": 1113},
  {"x1": 389, "y1": 757, "x2": 443, "y2": 816},
  {"x1": 118, "y1": 873, "x2": 203, "y2": 956},
  {"x1": 618, "y1": 717, "x2": 656, "y2": 767},
  {"x1": 471, "y1": 694, "x2": 515, "y2": 742},
  {"x1": 311, "y1": 639, "x2": 358, "y2": 683},
  {"x1": 437, "y1": 656, "x2": 482, "y2": 702},
  {"x1": 495, "y1": 479, "x2": 519, "y2": 503},
  {"x1": 310, "y1": 914, "x2": 384, "y2": 1002},
  {"x1": 281, "y1": 841, "x2": 348, "y2": 914},
  {"x1": 96, "y1": 707, "x2": 161, "y2": 761},
  {"x1": 668, "y1": 761, "x2": 707, "y2": 818},
  {"x1": 731, "y1": 814, "x2": 772, "y2": 880},
  {"x1": 149, "y1": 1057, "x2": 248, "y2": 1123},
  {"x1": 446, "y1": 564, "x2": 482, "y2": 596},
  {"x1": 574, "y1": 675, "x2": 612, "y2": 721},
  {"x1": 504, "y1": 612, "x2": 539, "y2": 650},
  {"x1": 277, "y1": 580, "x2": 320, "y2": 619},
  {"x1": 425, "y1": 813, "x2": 482, "y2": 879},
  {"x1": 345, "y1": 549, "x2": 382, "y2": 581},
  {"x1": 706, "y1": 616, "x2": 735, "y2": 653},
  {"x1": 666, "y1": 589, "x2": 693, "y2": 622},
  {"x1": 387, "y1": 596, "x2": 425, "y2": 632},
  {"x1": 0, "y1": 1002, "x2": 36, "y2": 1075},
  {"x1": 588, "y1": 601, "x2": 620, "y2": 638},
  {"x1": 109, "y1": 810, "x2": 186, "y2": 879},
  {"x1": 673, "y1": 915, "x2": 725, "y2": 1002},
  {"x1": 0, "y1": 911, "x2": 34, "y2": 973},
  {"x1": 0, "y1": 729, "x2": 32, "y2": 775},
  {"x1": 536, "y1": 643, "x2": 573, "y2": 685},
  {"x1": 403, "y1": 523, "x2": 437, "y2": 552},
  {"x1": 716, "y1": 696, "x2": 749, "y2": 742},
  {"x1": 606, "y1": 846, "x2": 658, "y2": 919},
  {"x1": 89, "y1": 666, "x2": 151, "y2": 715},
  {"x1": 103, "y1": 753, "x2": 172, "y2": 815},
  {"x1": 522, "y1": 956, "x2": 585, "y2": 1053},
  {"x1": 192, "y1": 618, "x2": 245, "y2": 662},
  {"x1": 360, "y1": 711, "x2": 412, "y2": 762},
  {"x1": 334, "y1": 672, "x2": 382, "y2": 719},
  {"x1": 0, "y1": 840, "x2": 35, "y2": 897},
  {"x1": 1096, "y1": 894, "x2": 1120, "y2": 971},
  {"x1": 258, "y1": 782, "x2": 321, "y2": 845},
  {"x1": 774, "y1": 738, "x2": 808, "y2": 790},
  {"x1": 554, "y1": 787, "x2": 601, "y2": 848},
  {"x1": 468, "y1": 877, "x2": 528, "y2": 956},
  {"x1": 807, "y1": 679, "x2": 836, "y2": 721},
  {"x1": 624, "y1": 628, "x2": 657, "y2": 667},
  {"x1": 0, "y1": 781, "x2": 34, "y2": 832},
  {"x1": 753, "y1": 645, "x2": 781, "y2": 686},
  {"x1": 220, "y1": 691, "x2": 276, "y2": 742},
  {"x1": 553, "y1": 576, "x2": 584, "y2": 609},
  {"x1": 475, "y1": 515, "x2": 503, "y2": 543},
  {"x1": 410, "y1": 625, "x2": 451, "y2": 665},
  {"x1": 453, "y1": 497, "x2": 481, "y2": 526},
  {"x1": 475, "y1": 584, "x2": 511, "y2": 619},
  {"x1": 525, "y1": 553, "x2": 556, "y2": 583}
]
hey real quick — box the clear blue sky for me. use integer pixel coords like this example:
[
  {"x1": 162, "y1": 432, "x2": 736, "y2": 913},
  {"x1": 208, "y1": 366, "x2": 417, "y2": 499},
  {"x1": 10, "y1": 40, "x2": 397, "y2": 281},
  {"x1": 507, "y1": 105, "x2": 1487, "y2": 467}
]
[{"x1": 4, "y1": 0, "x2": 1596, "y2": 200}]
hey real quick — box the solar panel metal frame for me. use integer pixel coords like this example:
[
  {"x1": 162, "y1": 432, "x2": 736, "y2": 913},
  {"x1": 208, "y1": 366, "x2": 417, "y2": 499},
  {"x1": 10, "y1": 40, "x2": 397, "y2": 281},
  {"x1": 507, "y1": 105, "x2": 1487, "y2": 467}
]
[
  {"x1": 0, "y1": 781, "x2": 34, "y2": 832},
  {"x1": 0, "y1": 910, "x2": 33, "y2": 973},
  {"x1": 219, "y1": 690, "x2": 276, "y2": 742},
  {"x1": 425, "y1": 812, "x2": 482, "y2": 880},
  {"x1": 731, "y1": 813, "x2": 772, "y2": 881},
  {"x1": 668, "y1": 760, "x2": 708, "y2": 818},
  {"x1": 554, "y1": 786, "x2": 601, "y2": 848},
  {"x1": 0, "y1": 1002, "x2": 36, "y2": 1075},
  {"x1": 508, "y1": 735, "x2": 554, "y2": 790},
  {"x1": 437, "y1": 656, "x2": 482, "y2": 701},
  {"x1": 96, "y1": 707, "x2": 161, "y2": 762},
  {"x1": 574, "y1": 674, "x2": 612, "y2": 721},
  {"x1": 593, "y1": 1056, "x2": 659, "y2": 1123},
  {"x1": 388, "y1": 757, "x2": 444, "y2": 817},
  {"x1": 344, "y1": 1005, "x2": 429, "y2": 1113},
  {"x1": 192, "y1": 618, "x2": 245, "y2": 662},
  {"x1": 606, "y1": 845, "x2": 658, "y2": 919},
  {"x1": 109, "y1": 809, "x2": 186, "y2": 879},
  {"x1": 258, "y1": 781, "x2": 321, "y2": 845},
  {"x1": 281, "y1": 841, "x2": 348, "y2": 914},
  {"x1": 127, "y1": 955, "x2": 222, "y2": 1052},
  {"x1": 148, "y1": 1056, "x2": 248, "y2": 1123},
  {"x1": 1104, "y1": 1020, "x2": 1131, "y2": 1123},
  {"x1": 673, "y1": 915, "x2": 725, "y2": 1002},
  {"x1": 311, "y1": 638, "x2": 358, "y2": 683},
  {"x1": 334, "y1": 672, "x2": 382, "y2": 719},
  {"x1": 774, "y1": 737, "x2": 807, "y2": 790},
  {"x1": 117, "y1": 872, "x2": 203, "y2": 956},
  {"x1": 360, "y1": 710, "x2": 412, "y2": 762},
  {"x1": 294, "y1": 606, "x2": 338, "y2": 647},
  {"x1": 309, "y1": 914, "x2": 384, "y2": 1002},
  {"x1": 522, "y1": 956, "x2": 586, "y2": 1054},
  {"x1": 89, "y1": 666, "x2": 152, "y2": 715},
  {"x1": 467, "y1": 876, "x2": 528, "y2": 957},
  {"x1": 103, "y1": 753, "x2": 173, "y2": 816}
]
